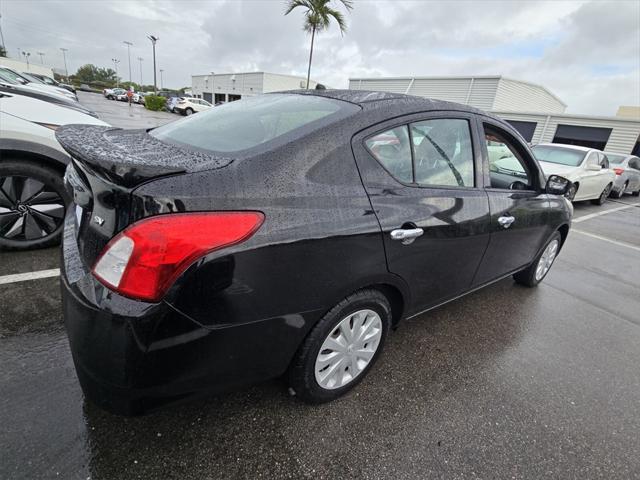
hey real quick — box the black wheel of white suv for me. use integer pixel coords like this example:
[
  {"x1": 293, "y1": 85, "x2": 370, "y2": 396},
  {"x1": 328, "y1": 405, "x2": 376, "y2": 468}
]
[
  {"x1": 288, "y1": 289, "x2": 391, "y2": 403},
  {"x1": 591, "y1": 183, "x2": 612, "y2": 205},
  {"x1": 0, "y1": 160, "x2": 68, "y2": 250},
  {"x1": 513, "y1": 231, "x2": 562, "y2": 287}
]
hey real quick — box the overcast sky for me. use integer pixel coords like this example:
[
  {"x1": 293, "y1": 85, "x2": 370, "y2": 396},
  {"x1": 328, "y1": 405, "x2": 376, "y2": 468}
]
[{"x1": 1, "y1": 0, "x2": 638, "y2": 115}]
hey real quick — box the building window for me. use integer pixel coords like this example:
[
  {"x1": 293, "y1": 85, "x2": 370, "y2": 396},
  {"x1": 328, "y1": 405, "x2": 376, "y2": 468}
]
[
  {"x1": 228, "y1": 94, "x2": 242, "y2": 102},
  {"x1": 505, "y1": 120, "x2": 537, "y2": 142},
  {"x1": 552, "y1": 124, "x2": 612, "y2": 151}
]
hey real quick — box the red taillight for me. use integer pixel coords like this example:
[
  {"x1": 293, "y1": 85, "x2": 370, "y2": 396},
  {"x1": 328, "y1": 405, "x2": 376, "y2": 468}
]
[
  {"x1": 92, "y1": 212, "x2": 264, "y2": 302},
  {"x1": 613, "y1": 168, "x2": 625, "y2": 176}
]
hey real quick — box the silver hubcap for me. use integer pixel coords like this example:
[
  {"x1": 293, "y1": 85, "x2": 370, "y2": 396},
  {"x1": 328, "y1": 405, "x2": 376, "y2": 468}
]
[
  {"x1": 535, "y1": 239, "x2": 559, "y2": 281},
  {"x1": 314, "y1": 309, "x2": 382, "y2": 390}
]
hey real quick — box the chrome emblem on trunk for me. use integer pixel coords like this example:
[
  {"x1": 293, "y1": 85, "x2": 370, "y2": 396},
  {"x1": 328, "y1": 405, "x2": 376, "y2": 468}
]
[{"x1": 93, "y1": 215, "x2": 105, "y2": 226}]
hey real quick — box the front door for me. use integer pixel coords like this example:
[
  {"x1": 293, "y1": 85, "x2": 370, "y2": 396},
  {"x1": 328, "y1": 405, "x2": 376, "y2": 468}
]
[
  {"x1": 352, "y1": 113, "x2": 491, "y2": 315},
  {"x1": 472, "y1": 119, "x2": 551, "y2": 286}
]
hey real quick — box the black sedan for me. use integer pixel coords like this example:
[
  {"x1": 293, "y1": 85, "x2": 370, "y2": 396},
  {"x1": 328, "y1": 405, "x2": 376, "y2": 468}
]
[{"x1": 57, "y1": 90, "x2": 573, "y2": 415}]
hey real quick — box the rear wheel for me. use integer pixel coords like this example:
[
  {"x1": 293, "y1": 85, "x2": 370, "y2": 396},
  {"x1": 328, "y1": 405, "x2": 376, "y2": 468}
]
[
  {"x1": 0, "y1": 160, "x2": 68, "y2": 250},
  {"x1": 591, "y1": 183, "x2": 612, "y2": 205},
  {"x1": 610, "y1": 182, "x2": 627, "y2": 199},
  {"x1": 513, "y1": 232, "x2": 561, "y2": 287},
  {"x1": 288, "y1": 289, "x2": 391, "y2": 403},
  {"x1": 185, "y1": 108, "x2": 194, "y2": 116}
]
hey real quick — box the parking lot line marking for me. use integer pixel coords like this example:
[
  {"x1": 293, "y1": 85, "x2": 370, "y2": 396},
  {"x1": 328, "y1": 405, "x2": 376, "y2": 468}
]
[
  {"x1": 573, "y1": 205, "x2": 635, "y2": 223},
  {"x1": 572, "y1": 229, "x2": 640, "y2": 252},
  {"x1": 0, "y1": 268, "x2": 60, "y2": 285}
]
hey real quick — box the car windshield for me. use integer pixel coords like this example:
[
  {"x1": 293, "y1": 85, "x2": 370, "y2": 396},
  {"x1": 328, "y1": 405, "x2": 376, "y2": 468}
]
[
  {"x1": 151, "y1": 94, "x2": 360, "y2": 153},
  {"x1": 606, "y1": 153, "x2": 626, "y2": 164},
  {"x1": 532, "y1": 145, "x2": 586, "y2": 166}
]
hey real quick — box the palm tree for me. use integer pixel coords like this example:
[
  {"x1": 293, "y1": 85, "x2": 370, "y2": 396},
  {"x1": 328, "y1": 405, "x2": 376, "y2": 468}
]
[{"x1": 285, "y1": 0, "x2": 354, "y2": 88}]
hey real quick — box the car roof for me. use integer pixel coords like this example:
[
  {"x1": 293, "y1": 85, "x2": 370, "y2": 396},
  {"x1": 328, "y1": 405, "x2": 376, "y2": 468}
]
[{"x1": 535, "y1": 143, "x2": 595, "y2": 153}]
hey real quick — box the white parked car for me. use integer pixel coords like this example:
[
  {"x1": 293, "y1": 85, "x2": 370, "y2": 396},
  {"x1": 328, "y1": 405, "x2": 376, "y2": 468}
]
[
  {"x1": 531, "y1": 143, "x2": 616, "y2": 204},
  {"x1": 174, "y1": 97, "x2": 212, "y2": 115},
  {"x1": 605, "y1": 152, "x2": 640, "y2": 198},
  {"x1": 0, "y1": 66, "x2": 77, "y2": 101},
  {"x1": 0, "y1": 92, "x2": 108, "y2": 250}
]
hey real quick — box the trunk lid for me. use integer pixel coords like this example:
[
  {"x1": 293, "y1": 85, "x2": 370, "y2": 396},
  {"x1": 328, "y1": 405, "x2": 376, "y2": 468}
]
[{"x1": 56, "y1": 124, "x2": 234, "y2": 267}]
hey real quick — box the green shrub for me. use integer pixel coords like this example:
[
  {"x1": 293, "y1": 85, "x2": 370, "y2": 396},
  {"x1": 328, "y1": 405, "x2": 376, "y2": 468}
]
[{"x1": 144, "y1": 95, "x2": 166, "y2": 111}]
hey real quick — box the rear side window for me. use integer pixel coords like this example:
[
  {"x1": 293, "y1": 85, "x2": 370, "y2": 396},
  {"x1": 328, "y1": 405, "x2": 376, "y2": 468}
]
[
  {"x1": 151, "y1": 94, "x2": 359, "y2": 153},
  {"x1": 365, "y1": 118, "x2": 475, "y2": 187},
  {"x1": 411, "y1": 119, "x2": 474, "y2": 187},
  {"x1": 365, "y1": 126, "x2": 413, "y2": 183}
]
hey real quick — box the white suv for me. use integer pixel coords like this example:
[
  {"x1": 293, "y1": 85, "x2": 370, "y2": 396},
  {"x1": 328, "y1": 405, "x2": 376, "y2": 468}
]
[
  {"x1": 0, "y1": 92, "x2": 108, "y2": 249},
  {"x1": 174, "y1": 97, "x2": 212, "y2": 115}
]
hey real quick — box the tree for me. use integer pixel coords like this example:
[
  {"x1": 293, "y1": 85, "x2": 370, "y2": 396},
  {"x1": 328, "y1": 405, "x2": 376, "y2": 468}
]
[
  {"x1": 284, "y1": 0, "x2": 353, "y2": 88},
  {"x1": 0, "y1": 45, "x2": 7, "y2": 58},
  {"x1": 74, "y1": 64, "x2": 118, "y2": 84}
]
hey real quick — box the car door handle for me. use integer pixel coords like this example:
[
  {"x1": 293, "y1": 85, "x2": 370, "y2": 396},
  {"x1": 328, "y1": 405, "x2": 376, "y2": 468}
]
[
  {"x1": 390, "y1": 228, "x2": 424, "y2": 245},
  {"x1": 498, "y1": 215, "x2": 516, "y2": 229}
]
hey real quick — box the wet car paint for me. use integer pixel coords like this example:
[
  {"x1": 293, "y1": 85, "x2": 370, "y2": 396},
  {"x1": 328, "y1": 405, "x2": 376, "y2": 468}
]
[
  {"x1": 1, "y1": 198, "x2": 639, "y2": 479},
  {"x1": 56, "y1": 91, "x2": 573, "y2": 414}
]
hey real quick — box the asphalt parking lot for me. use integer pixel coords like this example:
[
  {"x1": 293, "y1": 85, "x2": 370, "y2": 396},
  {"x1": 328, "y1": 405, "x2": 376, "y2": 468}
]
[
  {"x1": 77, "y1": 91, "x2": 177, "y2": 129},
  {"x1": 1, "y1": 96, "x2": 639, "y2": 479}
]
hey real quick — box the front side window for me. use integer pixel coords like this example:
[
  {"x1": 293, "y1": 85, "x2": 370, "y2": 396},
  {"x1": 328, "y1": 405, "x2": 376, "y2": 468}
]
[
  {"x1": 151, "y1": 94, "x2": 359, "y2": 153},
  {"x1": 485, "y1": 125, "x2": 532, "y2": 190},
  {"x1": 365, "y1": 126, "x2": 413, "y2": 183},
  {"x1": 411, "y1": 119, "x2": 474, "y2": 187}
]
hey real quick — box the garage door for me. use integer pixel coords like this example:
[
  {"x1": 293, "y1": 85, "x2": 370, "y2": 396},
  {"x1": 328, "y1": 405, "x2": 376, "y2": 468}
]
[
  {"x1": 552, "y1": 124, "x2": 612, "y2": 150},
  {"x1": 203, "y1": 92, "x2": 213, "y2": 103},
  {"x1": 505, "y1": 120, "x2": 537, "y2": 142}
]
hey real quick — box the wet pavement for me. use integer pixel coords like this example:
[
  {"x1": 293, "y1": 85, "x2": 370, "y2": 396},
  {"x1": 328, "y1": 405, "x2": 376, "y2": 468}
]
[
  {"x1": 1, "y1": 194, "x2": 639, "y2": 479},
  {"x1": 78, "y1": 91, "x2": 178, "y2": 129}
]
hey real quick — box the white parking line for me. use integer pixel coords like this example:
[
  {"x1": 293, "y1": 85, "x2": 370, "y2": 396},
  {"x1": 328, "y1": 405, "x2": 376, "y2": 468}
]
[
  {"x1": 573, "y1": 204, "x2": 635, "y2": 223},
  {"x1": 0, "y1": 268, "x2": 60, "y2": 285},
  {"x1": 572, "y1": 229, "x2": 640, "y2": 252}
]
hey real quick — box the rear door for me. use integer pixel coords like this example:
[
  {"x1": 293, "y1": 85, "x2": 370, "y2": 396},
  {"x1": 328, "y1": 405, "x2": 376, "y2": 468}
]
[
  {"x1": 352, "y1": 112, "x2": 491, "y2": 315},
  {"x1": 472, "y1": 119, "x2": 551, "y2": 286},
  {"x1": 629, "y1": 157, "x2": 640, "y2": 190}
]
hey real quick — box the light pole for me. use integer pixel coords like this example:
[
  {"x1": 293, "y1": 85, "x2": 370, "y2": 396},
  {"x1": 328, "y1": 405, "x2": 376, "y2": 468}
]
[
  {"x1": 0, "y1": 14, "x2": 7, "y2": 54},
  {"x1": 160, "y1": 69, "x2": 164, "y2": 89},
  {"x1": 123, "y1": 40, "x2": 133, "y2": 83},
  {"x1": 137, "y1": 57, "x2": 143, "y2": 86},
  {"x1": 112, "y1": 58, "x2": 120, "y2": 87},
  {"x1": 37, "y1": 51, "x2": 45, "y2": 64},
  {"x1": 147, "y1": 35, "x2": 158, "y2": 94},
  {"x1": 22, "y1": 51, "x2": 30, "y2": 69},
  {"x1": 60, "y1": 48, "x2": 69, "y2": 80}
]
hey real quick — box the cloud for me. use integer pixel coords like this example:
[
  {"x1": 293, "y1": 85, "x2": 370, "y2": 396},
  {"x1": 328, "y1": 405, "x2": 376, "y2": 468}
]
[{"x1": 1, "y1": 0, "x2": 638, "y2": 114}]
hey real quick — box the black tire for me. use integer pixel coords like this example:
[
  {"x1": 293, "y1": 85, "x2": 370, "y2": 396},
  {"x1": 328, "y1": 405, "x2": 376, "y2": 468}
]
[
  {"x1": 591, "y1": 183, "x2": 612, "y2": 205},
  {"x1": 513, "y1": 231, "x2": 562, "y2": 287},
  {"x1": 565, "y1": 183, "x2": 578, "y2": 201},
  {"x1": 610, "y1": 182, "x2": 627, "y2": 199},
  {"x1": 631, "y1": 189, "x2": 640, "y2": 197},
  {"x1": 288, "y1": 289, "x2": 392, "y2": 403},
  {"x1": 185, "y1": 108, "x2": 194, "y2": 116},
  {"x1": 0, "y1": 160, "x2": 69, "y2": 250}
]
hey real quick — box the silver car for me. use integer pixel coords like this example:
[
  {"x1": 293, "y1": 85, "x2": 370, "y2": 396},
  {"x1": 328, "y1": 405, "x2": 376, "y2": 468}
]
[{"x1": 606, "y1": 153, "x2": 640, "y2": 198}]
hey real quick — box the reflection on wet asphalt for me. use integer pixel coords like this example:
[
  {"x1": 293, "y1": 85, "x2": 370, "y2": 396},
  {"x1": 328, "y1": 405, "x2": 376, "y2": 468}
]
[{"x1": 1, "y1": 200, "x2": 639, "y2": 479}]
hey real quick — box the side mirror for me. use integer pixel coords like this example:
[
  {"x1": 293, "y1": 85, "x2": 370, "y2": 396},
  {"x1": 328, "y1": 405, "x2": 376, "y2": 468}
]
[
  {"x1": 546, "y1": 175, "x2": 571, "y2": 196},
  {"x1": 587, "y1": 163, "x2": 601, "y2": 171}
]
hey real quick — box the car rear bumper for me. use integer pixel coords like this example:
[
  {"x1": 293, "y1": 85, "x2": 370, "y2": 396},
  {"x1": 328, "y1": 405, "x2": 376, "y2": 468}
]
[{"x1": 60, "y1": 211, "x2": 310, "y2": 415}]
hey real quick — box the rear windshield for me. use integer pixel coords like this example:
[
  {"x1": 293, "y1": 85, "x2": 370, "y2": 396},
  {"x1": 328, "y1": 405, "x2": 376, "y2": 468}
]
[
  {"x1": 150, "y1": 94, "x2": 359, "y2": 153},
  {"x1": 532, "y1": 145, "x2": 586, "y2": 167},
  {"x1": 606, "y1": 153, "x2": 626, "y2": 164}
]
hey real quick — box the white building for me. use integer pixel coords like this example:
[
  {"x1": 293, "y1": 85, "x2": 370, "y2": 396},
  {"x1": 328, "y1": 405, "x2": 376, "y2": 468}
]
[
  {"x1": 349, "y1": 75, "x2": 640, "y2": 155},
  {"x1": 0, "y1": 57, "x2": 54, "y2": 77},
  {"x1": 191, "y1": 72, "x2": 317, "y2": 104}
]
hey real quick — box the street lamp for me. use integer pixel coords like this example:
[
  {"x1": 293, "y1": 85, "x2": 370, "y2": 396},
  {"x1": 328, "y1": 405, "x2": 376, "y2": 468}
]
[
  {"x1": 21, "y1": 51, "x2": 31, "y2": 69},
  {"x1": 147, "y1": 35, "x2": 158, "y2": 94},
  {"x1": 123, "y1": 41, "x2": 133, "y2": 84},
  {"x1": 37, "y1": 51, "x2": 45, "y2": 64},
  {"x1": 160, "y1": 69, "x2": 164, "y2": 89},
  {"x1": 60, "y1": 48, "x2": 69, "y2": 80},
  {"x1": 137, "y1": 57, "x2": 143, "y2": 86},
  {"x1": 112, "y1": 58, "x2": 120, "y2": 88}
]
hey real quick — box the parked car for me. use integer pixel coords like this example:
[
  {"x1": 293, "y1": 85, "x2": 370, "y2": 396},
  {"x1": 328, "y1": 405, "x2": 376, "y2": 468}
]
[
  {"x1": 26, "y1": 72, "x2": 76, "y2": 94},
  {"x1": 532, "y1": 143, "x2": 616, "y2": 204},
  {"x1": 0, "y1": 91, "x2": 108, "y2": 249},
  {"x1": 0, "y1": 78, "x2": 96, "y2": 117},
  {"x1": 605, "y1": 153, "x2": 640, "y2": 197},
  {"x1": 0, "y1": 66, "x2": 77, "y2": 101},
  {"x1": 174, "y1": 97, "x2": 212, "y2": 115},
  {"x1": 104, "y1": 88, "x2": 126, "y2": 100},
  {"x1": 79, "y1": 84, "x2": 93, "y2": 92},
  {"x1": 57, "y1": 91, "x2": 572, "y2": 415}
]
